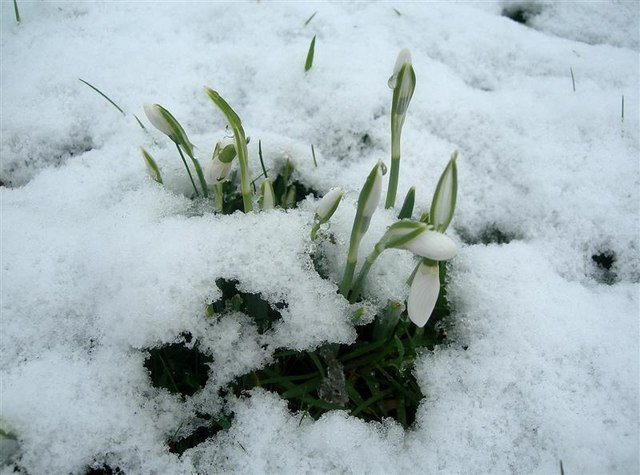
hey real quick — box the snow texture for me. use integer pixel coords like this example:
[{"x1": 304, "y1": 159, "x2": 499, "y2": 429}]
[{"x1": 1, "y1": 1, "x2": 638, "y2": 474}]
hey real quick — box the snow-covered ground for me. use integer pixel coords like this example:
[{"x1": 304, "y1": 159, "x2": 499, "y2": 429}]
[{"x1": 1, "y1": 1, "x2": 638, "y2": 474}]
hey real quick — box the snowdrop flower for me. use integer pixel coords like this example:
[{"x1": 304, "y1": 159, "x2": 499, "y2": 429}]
[
  {"x1": 316, "y1": 187, "x2": 343, "y2": 223},
  {"x1": 143, "y1": 103, "x2": 195, "y2": 158},
  {"x1": 385, "y1": 48, "x2": 416, "y2": 209},
  {"x1": 348, "y1": 220, "x2": 457, "y2": 303},
  {"x1": 208, "y1": 138, "x2": 236, "y2": 185},
  {"x1": 430, "y1": 151, "x2": 458, "y2": 232},
  {"x1": 395, "y1": 226, "x2": 457, "y2": 260},
  {"x1": 311, "y1": 187, "x2": 343, "y2": 240},
  {"x1": 388, "y1": 48, "x2": 415, "y2": 116},
  {"x1": 407, "y1": 260, "x2": 440, "y2": 327},
  {"x1": 260, "y1": 180, "x2": 275, "y2": 210}
]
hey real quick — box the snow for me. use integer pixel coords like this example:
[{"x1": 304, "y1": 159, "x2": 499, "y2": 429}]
[{"x1": 1, "y1": 1, "x2": 638, "y2": 474}]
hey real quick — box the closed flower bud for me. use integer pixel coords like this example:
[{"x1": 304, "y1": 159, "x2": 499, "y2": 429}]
[
  {"x1": 316, "y1": 187, "x2": 343, "y2": 223},
  {"x1": 430, "y1": 151, "x2": 458, "y2": 232},
  {"x1": 388, "y1": 48, "x2": 415, "y2": 118},
  {"x1": 260, "y1": 180, "x2": 275, "y2": 210},
  {"x1": 361, "y1": 160, "x2": 386, "y2": 222},
  {"x1": 143, "y1": 103, "x2": 195, "y2": 158},
  {"x1": 407, "y1": 261, "x2": 440, "y2": 327}
]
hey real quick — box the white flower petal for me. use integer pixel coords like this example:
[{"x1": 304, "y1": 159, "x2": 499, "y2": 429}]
[
  {"x1": 401, "y1": 230, "x2": 457, "y2": 260},
  {"x1": 407, "y1": 262, "x2": 440, "y2": 327},
  {"x1": 207, "y1": 157, "x2": 232, "y2": 184}
]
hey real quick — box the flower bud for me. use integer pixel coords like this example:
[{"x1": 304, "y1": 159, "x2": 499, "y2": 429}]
[
  {"x1": 360, "y1": 160, "x2": 386, "y2": 222},
  {"x1": 316, "y1": 187, "x2": 343, "y2": 224},
  {"x1": 430, "y1": 151, "x2": 458, "y2": 232},
  {"x1": 141, "y1": 148, "x2": 163, "y2": 184},
  {"x1": 388, "y1": 48, "x2": 416, "y2": 118},
  {"x1": 260, "y1": 180, "x2": 275, "y2": 210},
  {"x1": 407, "y1": 261, "x2": 440, "y2": 327},
  {"x1": 143, "y1": 103, "x2": 195, "y2": 158}
]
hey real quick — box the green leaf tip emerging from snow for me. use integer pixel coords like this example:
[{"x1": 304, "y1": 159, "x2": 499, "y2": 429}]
[{"x1": 305, "y1": 35, "x2": 316, "y2": 72}]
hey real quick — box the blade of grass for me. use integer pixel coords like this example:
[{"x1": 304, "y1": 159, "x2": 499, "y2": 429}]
[
  {"x1": 258, "y1": 140, "x2": 268, "y2": 178},
  {"x1": 311, "y1": 144, "x2": 317, "y2": 167},
  {"x1": 79, "y1": 78, "x2": 125, "y2": 116},
  {"x1": 304, "y1": 11, "x2": 317, "y2": 26},
  {"x1": 13, "y1": 0, "x2": 20, "y2": 23},
  {"x1": 570, "y1": 67, "x2": 576, "y2": 92},
  {"x1": 393, "y1": 7, "x2": 402, "y2": 16},
  {"x1": 305, "y1": 35, "x2": 316, "y2": 72}
]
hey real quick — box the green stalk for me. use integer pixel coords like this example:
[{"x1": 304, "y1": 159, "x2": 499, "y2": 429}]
[
  {"x1": 214, "y1": 183, "x2": 224, "y2": 212},
  {"x1": 349, "y1": 245, "x2": 384, "y2": 303},
  {"x1": 176, "y1": 144, "x2": 200, "y2": 197},
  {"x1": 339, "y1": 162, "x2": 384, "y2": 298},
  {"x1": 310, "y1": 222, "x2": 321, "y2": 241},
  {"x1": 191, "y1": 157, "x2": 209, "y2": 198},
  {"x1": 205, "y1": 87, "x2": 252, "y2": 212}
]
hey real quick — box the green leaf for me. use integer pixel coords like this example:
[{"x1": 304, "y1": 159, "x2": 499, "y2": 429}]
[
  {"x1": 141, "y1": 148, "x2": 163, "y2": 184},
  {"x1": 305, "y1": 35, "x2": 316, "y2": 72},
  {"x1": 397, "y1": 186, "x2": 415, "y2": 219}
]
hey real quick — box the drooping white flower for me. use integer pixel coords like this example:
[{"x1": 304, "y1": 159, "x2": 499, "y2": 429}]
[
  {"x1": 316, "y1": 187, "x2": 343, "y2": 223},
  {"x1": 207, "y1": 138, "x2": 236, "y2": 185},
  {"x1": 399, "y1": 228, "x2": 457, "y2": 260},
  {"x1": 376, "y1": 220, "x2": 457, "y2": 261},
  {"x1": 407, "y1": 261, "x2": 440, "y2": 327},
  {"x1": 208, "y1": 158, "x2": 232, "y2": 184}
]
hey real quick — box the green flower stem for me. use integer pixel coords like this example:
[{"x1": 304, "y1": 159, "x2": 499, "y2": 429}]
[
  {"x1": 214, "y1": 183, "x2": 224, "y2": 212},
  {"x1": 175, "y1": 143, "x2": 200, "y2": 197},
  {"x1": 205, "y1": 88, "x2": 253, "y2": 213},
  {"x1": 349, "y1": 244, "x2": 384, "y2": 303},
  {"x1": 191, "y1": 157, "x2": 209, "y2": 198},
  {"x1": 385, "y1": 152, "x2": 400, "y2": 209},
  {"x1": 310, "y1": 222, "x2": 321, "y2": 241},
  {"x1": 339, "y1": 162, "x2": 383, "y2": 298}
]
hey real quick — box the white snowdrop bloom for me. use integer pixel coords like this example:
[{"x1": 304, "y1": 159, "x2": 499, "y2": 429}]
[
  {"x1": 143, "y1": 103, "x2": 174, "y2": 138},
  {"x1": 316, "y1": 187, "x2": 343, "y2": 223},
  {"x1": 361, "y1": 161, "x2": 385, "y2": 221},
  {"x1": 208, "y1": 157, "x2": 232, "y2": 184},
  {"x1": 407, "y1": 261, "x2": 440, "y2": 327},
  {"x1": 399, "y1": 229, "x2": 457, "y2": 261}
]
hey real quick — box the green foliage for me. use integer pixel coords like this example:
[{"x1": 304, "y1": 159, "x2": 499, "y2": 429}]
[
  {"x1": 228, "y1": 265, "x2": 451, "y2": 428},
  {"x1": 144, "y1": 336, "x2": 213, "y2": 397},
  {"x1": 305, "y1": 35, "x2": 316, "y2": 72}
]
